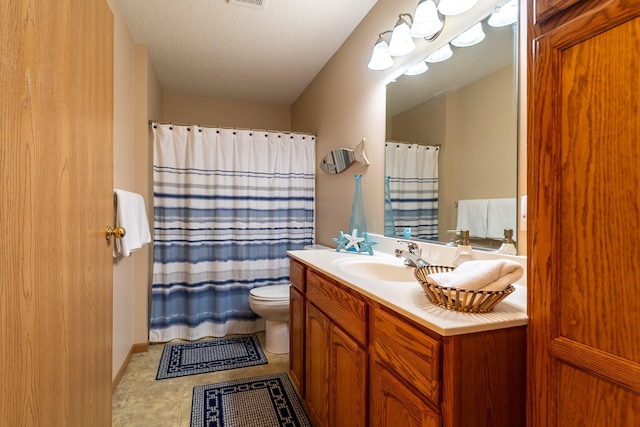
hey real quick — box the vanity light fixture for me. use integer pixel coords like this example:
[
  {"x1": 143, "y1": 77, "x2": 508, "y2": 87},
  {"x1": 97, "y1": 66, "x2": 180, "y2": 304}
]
[
  {"x1": 426, "y1": 43, "x2": 453, "y2": 63},
  {"x1": 404, "y1": 60, "x2": 429, "y2": 76},
  {"x1": 367, "y1": 0, "x2": 482, "y2": 71},
  {"x1": 451, "y1": 21, "x2": 485, "y2": 47},
  {"x1": 488, "y1": 0, "x2": 518, "y2": 27},
  {"x1": 388, "y1": 14, "x2": 416, "y2": 56},
  {"x1": 367, "y1": 31, "x2": 394, "y2": 70},
  {"x1": 410, "y1": 0, "x2": 445, "y2": 40},
  {"x1": 438, "y1": 0, "x2": 478, "y2": 16}
]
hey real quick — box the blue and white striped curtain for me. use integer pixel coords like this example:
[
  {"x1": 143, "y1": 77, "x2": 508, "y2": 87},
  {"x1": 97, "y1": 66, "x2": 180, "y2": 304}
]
[
  {"x1": 150, "y1": 123, "x2": 315, "y2": 342},
  {"x1": 385, "y1": 142, "x2": 439, "y2": 240}
]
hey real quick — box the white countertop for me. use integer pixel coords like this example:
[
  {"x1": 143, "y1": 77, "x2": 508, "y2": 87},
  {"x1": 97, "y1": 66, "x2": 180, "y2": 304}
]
[{"x1": 287, "y1": 247, "x2": 528, "y2": 336}]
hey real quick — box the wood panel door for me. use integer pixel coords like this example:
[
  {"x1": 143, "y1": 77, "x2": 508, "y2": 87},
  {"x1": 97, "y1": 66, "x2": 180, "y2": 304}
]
[
  {"x1": 330, "y1": 324, "x2": 367, "y2": 427},
  {"x1": 528, "y1": 2, "x2": 640, "y2": 426},
  {"x1": 1, "y1": 0, "x2": 114, "y2": 425},
  {"x1": 289, "y1": 286, "x2": 305, "y2": 395},
  {"x1": 533, "y1": 0, "x2": 583, "y2": 23},
  {"x1": 370, "y1": 361, "x2": 441, "y2": 427},
  {"x1": 305, "y1": 303, "x2": 330, "y2": 427}
]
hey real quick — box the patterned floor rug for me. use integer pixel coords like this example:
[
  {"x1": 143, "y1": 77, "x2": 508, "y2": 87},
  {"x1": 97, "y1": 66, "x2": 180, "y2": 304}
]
[
  {"x1": 191, "y1": 372, "x2": 311, "y2": 427},
  {"x1": 156, "y1": 334, "x2": 268, "y2": 380}
]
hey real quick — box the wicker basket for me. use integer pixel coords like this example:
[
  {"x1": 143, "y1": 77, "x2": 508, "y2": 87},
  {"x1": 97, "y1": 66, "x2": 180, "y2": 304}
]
[{"x1": 414, "y1": 266, "x2": 515, "y2": 313}]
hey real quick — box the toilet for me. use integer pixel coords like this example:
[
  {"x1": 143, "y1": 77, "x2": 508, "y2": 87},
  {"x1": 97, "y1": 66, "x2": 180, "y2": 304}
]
[
  {"x1": 249, "y1": 284, "x2": 291, "y2": 354},
  {"x1": 249, "y1": 244, "x2": 330, "y2": 354}
]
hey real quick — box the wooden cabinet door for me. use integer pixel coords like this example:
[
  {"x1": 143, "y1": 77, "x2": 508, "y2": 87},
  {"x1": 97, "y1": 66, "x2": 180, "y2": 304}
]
[
  {"x1": 528, "y1": 3, "x2": 640, "y2": 426},
  {"x1": 534, "y1": 0, "x2": 583, "y2": 23},
  {"x1": 330, "y1": 324, "x2": 367, "y2": 427},
  {"x1": 1, "y1": 1, "x2": 114, "y2": 425},
  {"x1": 289, "y1": 286, "x2": 305, "y2": 395},
  {"x1": 305, "y1": 303, "x2": 330, "y2": 426},
  {"x1": 370, "y1": 361, "x2": 441, "y2": 427}
]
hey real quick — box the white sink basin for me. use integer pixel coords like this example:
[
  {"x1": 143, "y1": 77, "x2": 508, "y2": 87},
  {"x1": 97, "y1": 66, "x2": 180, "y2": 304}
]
[{"x1": 332, "y1": 256, "x2": 417, "y2": 283}]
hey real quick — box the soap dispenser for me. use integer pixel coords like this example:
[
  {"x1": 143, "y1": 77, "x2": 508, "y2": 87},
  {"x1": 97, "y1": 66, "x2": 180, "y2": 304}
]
[
  {"x1": 496, "y1": 228, "x2": 517, "y2": 255},
  {"x1": 452, "y1": 229, "x2": 473, "y2": 267}
]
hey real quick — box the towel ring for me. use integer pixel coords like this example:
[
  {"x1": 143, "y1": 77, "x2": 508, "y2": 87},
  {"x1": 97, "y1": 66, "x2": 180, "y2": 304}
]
[{"x1": 105, "y1": 225, "x2": 126, "y2": 241}]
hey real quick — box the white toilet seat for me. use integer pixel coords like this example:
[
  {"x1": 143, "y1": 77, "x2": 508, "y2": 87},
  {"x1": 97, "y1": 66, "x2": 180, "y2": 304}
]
[{"x1": 249, "y1": 284, "x2": 290, "y2": 301}]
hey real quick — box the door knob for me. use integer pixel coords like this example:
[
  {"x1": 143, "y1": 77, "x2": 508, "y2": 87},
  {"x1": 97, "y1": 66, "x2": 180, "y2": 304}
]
[{"x1": 105, "y1": 225, "x2": 126, "y2": 241}]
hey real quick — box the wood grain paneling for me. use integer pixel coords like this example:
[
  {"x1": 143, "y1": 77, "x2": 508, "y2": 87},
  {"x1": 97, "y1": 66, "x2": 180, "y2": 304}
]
[
  {"x1": 289, "y1": 286, "x2": 305, "y2": 395},
  {"x1": 1, "y1": 0, "x2": 113, "y2": 425},
  {"x1": 442, "y1": 327, "x2": 526, "y2": 427},
  {"x1": 369, "y1": 361, "x2": 441, "y2": 427},
  {"x1": 528, "y1": 1, "x2": 640, "y2": 425},
  {"x1": 534, "y1": 0, "x2": 582, "y2": 23},
  {"x1": 306, "y1": 270, "x2": 367, "y2": 345},
  {"x1": 305, "y1": 303, "x2": 330, "y2": 427},
  {"x1": 290, "y1": 258, "x2": 305, "y2": 292},
  {"x1": 330, "y1": 324, "x2": 367, "y2": 427},
  {"x1": 371, "y1": 308, "x2": 441, "y2": 404},
  {"x1": 557, "y1": 364, "x2": 640, "y2": 426}
]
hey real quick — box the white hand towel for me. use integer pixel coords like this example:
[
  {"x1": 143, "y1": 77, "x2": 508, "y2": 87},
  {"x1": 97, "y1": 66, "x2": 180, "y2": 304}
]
[
  {"x1": 456, "y1": 199, "x2": 489, "y2": 238},
  {"x1": 113, "y1": 189, "x2": 152, "y2": 257},
  {"x1": 426, "y1": 259, "x2": 523, "y2": 292}
]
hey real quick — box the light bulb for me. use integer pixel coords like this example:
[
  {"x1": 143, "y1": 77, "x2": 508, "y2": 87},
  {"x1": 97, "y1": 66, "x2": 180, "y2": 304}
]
[
  {"x1": 410, "y1": 0, "x2": 444, "y2": 39},
  {"x1": 451, "y1": 22, "x2": 485, "y2": 47},
  {"x1": 426, "y1": 43, "x2": 453, "y2": 63},
  {"x1": 367, "y1": 38, "x2": 393, "y2": 70},
  {"x1": 404, "y1": 61, "x2": 429, "y2": 76},
  {"x1": 388, "y1": 16, "x2": 415, "y2": 56},
  {"x1": 488, "y1": 0, "x2": 518, "y2": 27}
]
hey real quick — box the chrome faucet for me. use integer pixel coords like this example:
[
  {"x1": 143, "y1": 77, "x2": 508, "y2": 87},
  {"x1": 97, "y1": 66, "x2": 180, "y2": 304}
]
[{"x1": 395, "y1": 240, "x2": 430, "y2": 267}]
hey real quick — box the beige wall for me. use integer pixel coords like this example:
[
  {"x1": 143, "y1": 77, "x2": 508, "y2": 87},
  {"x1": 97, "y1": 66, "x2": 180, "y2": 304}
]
[
  {"x1": 110, "y1": 0, "x2": 163, "y2": 380},
  {"x1": 162, "y1": 93, "x2": 291, "y2": 130},
  {"x1": 132, "y1": 44, "x2": 162, "y2": 350},
  {"x1": 110, "y1": 0, "x2": 137, "y2": 380},
  {"x1": 292, "y1": 0, "x2": 526, "y2": 250}
]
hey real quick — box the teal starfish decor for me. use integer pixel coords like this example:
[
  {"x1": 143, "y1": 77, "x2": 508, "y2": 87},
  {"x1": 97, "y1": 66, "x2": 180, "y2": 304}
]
[
  {"x1": 359, "y1": 232, "x2": 378, "y2": 255},
  {"x1": 344, "y1": 229, "x2": 365, "y2": 252},
  {"x1": 332, "y1": 231, "x2": 349, "y2": 252},
  {"x1": 332, "y1": 230, "x2": 378, "y2": 255}
]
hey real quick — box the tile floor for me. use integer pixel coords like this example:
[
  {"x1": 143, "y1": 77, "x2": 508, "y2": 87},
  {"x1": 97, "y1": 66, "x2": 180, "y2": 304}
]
[{"x1": 112, "y1": 333, "x2": 289, "y2": 427}]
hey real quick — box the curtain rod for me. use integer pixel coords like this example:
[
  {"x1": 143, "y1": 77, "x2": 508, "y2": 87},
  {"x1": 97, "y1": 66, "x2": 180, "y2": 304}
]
[
  {"x1": 148, "y1": 120, "x2": 315, "y2": 136},
  {"x1": 386, "y1": 140, "x2": 441, "y2": 147}
]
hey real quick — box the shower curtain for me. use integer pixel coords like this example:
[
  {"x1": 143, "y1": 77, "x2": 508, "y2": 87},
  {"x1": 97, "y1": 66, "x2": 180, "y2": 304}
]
[
  {"x1": 150, "y1": 123, "x2": 315, "y2": 342},
  {"x1": 385, "y1": 142, "x2": 439, "y2": 240}
]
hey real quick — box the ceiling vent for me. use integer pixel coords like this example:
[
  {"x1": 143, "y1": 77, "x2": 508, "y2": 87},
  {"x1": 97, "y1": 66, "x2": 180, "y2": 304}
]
[{"x1": 229, "y1": 0, "x2": 267, "y2": 9}]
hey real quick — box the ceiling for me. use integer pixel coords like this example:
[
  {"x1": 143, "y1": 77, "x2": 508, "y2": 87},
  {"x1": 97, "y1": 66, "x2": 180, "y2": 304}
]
[{"x1": 111, "y1": 0, "x2": 379, "y2": 106}]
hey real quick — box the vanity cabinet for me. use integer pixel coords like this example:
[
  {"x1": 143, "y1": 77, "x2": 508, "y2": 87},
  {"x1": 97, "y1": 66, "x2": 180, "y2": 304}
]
[
  {"x1": 370, "y1": 308, "x2": 442, "y2": 427},
  {"x1": 289, "y1": 258, "x2": 526, "y2": 427},
  {"x1": 304, "y1": 268, "x2": 368, "y2": 427},
  {"x1": 528, "y1": 1, "x2": 640, "y2": 426}
]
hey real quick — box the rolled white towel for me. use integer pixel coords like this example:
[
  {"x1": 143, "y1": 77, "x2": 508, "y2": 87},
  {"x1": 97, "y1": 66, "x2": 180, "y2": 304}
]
[{"x1": 426, "y1": 259, "x2": 523, "y2": 292}]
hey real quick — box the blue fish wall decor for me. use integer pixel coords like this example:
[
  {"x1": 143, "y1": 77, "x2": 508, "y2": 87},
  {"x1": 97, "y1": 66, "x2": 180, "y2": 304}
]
[{"x1": 319, "y1": 138, "x2": 370, "y2": 174}]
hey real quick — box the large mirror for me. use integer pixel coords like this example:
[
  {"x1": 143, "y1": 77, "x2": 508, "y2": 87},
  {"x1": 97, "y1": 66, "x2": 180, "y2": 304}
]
[{"x1": 385, "y1": 2, "x2": 518, "y2": 250}]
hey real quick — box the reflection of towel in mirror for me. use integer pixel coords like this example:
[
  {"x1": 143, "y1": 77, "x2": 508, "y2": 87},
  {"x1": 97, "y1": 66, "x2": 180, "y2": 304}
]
[
  {"x1": 113, "y1": 189, "x2": 152, "y2": 258},
  {"x1": 486, "y1": 198, "x2": 517, "y2": 239},
  {"x1": 426, "y1": 259, "x2": 523, "y2": 292},
  {"x1": 456, "y1": 199, "x2": 488, "y2": 238}
]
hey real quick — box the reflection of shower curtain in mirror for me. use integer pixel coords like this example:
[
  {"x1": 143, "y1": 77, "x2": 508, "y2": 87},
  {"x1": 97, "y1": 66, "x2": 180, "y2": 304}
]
[
  {"x1": 385, "y1": 143, "x2": 439, "y2": 240},
  {"x1": 150, "y1": 123, "x2": 315, "y2": 342}
]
